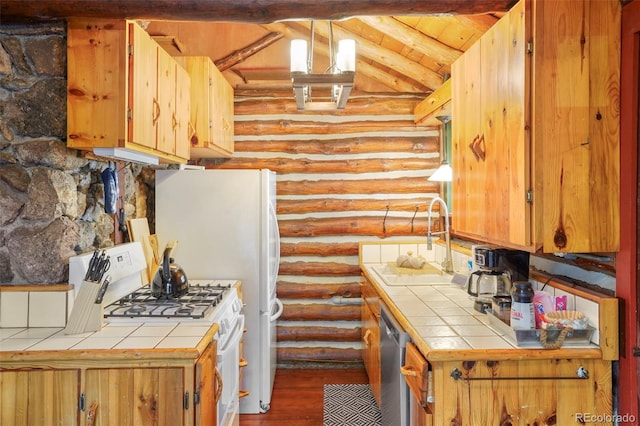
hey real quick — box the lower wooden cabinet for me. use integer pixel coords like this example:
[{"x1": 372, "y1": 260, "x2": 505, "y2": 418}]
[
  {"x1": 360, "y1": 277, "x2": 381, "y2": 407},
  {"x1": 0, "y1": 340, "x2": 219, "y2": 426},
  {"x1": 401, "y1": 342, "x2": 613, "y2": 425},
  {"x1": 0, "y1": 368, "x2": 80, "y2": 425},
  {"x1": 84, "y1": 367, "x2": 185, "y2": 425}
]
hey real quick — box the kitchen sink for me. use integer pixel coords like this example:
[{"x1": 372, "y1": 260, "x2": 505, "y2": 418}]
[{"x1": 370, "y1": 263, "x2": 454, "y2": 286}]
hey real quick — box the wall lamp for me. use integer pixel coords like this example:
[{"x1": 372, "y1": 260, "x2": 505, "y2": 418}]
[{"x1": 290, "y1": 21, "x2": 356, "y2": 111}]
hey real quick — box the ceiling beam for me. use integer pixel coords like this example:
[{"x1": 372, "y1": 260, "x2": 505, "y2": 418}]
[
  {"x1": 1, "y1": 0, "x2": 517, "y2": 23},
  {"x1": 357, "y1": 16, "x2": 464, "y2": 71},
  {"x1": 214, "y1": 32, "x2": 284, "y2": 71}
]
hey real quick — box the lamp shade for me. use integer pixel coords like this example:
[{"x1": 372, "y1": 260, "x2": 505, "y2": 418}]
[
  {"x1": 428, "y1": 162, "x2": 452, "y2": 182},
  {"x1": 337, "y1": 39, "x2": 356, "y2": 72},
  {"x1": 290, "y1": 39, "x2": 308, "y2": 73}
]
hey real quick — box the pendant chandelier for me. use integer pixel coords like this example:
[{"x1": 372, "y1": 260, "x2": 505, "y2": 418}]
[{"x1": 290, "y1": 21, "x2": 356, "y2": 111}]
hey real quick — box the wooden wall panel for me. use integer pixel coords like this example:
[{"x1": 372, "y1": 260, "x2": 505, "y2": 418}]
[{"x1": 205, "y1": 91, "x2": 440, "y2": 366}]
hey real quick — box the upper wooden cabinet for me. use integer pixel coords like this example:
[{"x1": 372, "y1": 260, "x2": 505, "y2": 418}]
[
  {"x1": 175, "y1": 56, "x2": 235, "y2": 158},
  {"x1": 67, "y1": 19, "x2": 191, "y2": 164},
  {"x1": 451, "y1": 0, "x2": 620, "y2": 253}
]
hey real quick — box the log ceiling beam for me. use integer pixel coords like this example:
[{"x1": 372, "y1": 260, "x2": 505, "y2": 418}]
[
  {"x1": 357, "y1": 16, "x2": 464, "y2": 73},
  {"x1": 1, "y1": 1, "x2": 517, "y2": 23},
  {"x1": 214, "y1": 31, "x2": 283, "y2": 71}
]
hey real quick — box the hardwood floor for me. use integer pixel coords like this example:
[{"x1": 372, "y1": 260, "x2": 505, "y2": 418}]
[{"x1": 239, "y1": 367, "x2": 369, "y2": 426}]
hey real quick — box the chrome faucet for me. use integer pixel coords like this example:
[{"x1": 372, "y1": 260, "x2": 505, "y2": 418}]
[{"x1": 427, "y1": 196, "x2": 454, "y2": 274}]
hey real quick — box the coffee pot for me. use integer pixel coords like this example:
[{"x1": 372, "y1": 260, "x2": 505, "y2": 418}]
[{"x1": 466, "y1": 270, "x2": 512, "y2": 302}]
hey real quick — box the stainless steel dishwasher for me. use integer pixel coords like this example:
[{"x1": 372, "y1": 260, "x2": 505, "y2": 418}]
[{"x1": 380, "y1": 305, "x2": 410, "y2": 426}]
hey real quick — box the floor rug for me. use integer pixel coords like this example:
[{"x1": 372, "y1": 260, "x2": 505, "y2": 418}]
[{"x1": 323, "y1": 384, "x2": 382, "y2": 426}]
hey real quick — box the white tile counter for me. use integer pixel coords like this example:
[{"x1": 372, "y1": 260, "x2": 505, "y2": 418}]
[
  {"x1": 358, "y1": 237, "x2": 610, "y2": 362},
  {"x1": 0, "y1": 320, "x2": 216, "y2": 354},
  {"x1": 364, "y1": 264, "x2": 516, "y2": 351}
]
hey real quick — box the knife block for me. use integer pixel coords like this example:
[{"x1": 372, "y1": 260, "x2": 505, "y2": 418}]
[{"x1": 63, "y1": 280, "x2": 104, "y2": 334}]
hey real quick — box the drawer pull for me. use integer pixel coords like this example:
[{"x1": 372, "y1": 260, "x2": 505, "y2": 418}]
[{"x1": 400, "y1": 365, "x2": 417, "y2": 377}]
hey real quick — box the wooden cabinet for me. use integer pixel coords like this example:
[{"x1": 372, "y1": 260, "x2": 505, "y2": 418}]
[
  {"x1": 194, "y1": 341, "x2": 219, "y2": 426},
  {"x1": 84, "y1": 367, "x2": 185, "y2": 424},
  {"x1": 0, "y1": 369, "x2": 80, "y2": 425},
  {"x1": 434, "y1": 358, "x2": 611, "y2": 425},
  {"x1": 400, "y1": 343, "x2": 612, "y2": 425},
  {"x1": 360, "y1": 277, "x2": 381, "y2": 407},
  {"x1": 451, "y1": 0, "x2": 620, "y2": 253},
  {"x1": 67, "y1": 19, "x2": 191, "y2": 164},
  {"x1": 175, "y1": 56, "x2": 234, "y2": 158},
  {"x1": 82, "y1": 342, "x2": 217, "y2": 426},
  {"x1": 0, "y1": 341, "x2": 218, "y2": 426}
]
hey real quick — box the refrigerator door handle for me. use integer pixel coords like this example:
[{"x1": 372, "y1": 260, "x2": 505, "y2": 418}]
[
  {"x1": 270, "y1": 298, "x2": 283, "y2": 321},
  {"x1": 268, "y1": 202, "x2": 281, "y2": 284}
]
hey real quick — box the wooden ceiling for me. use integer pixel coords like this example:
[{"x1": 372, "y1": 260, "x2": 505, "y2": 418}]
[{"x1": 2, "y1": 0, "x2": 512, "y2": 96}]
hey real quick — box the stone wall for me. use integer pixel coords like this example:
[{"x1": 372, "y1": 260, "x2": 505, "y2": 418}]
[{"x1": 0, "y1": 21, "x2": 152, "y2": 284}]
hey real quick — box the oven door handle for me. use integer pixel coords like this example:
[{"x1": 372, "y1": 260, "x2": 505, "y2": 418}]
[{"x1": 218, "y1": 314, "x2": 245, "y2": 356}]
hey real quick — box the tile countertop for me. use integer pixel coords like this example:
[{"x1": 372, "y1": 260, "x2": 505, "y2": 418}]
[
  {"x1": 0, "y1": 320, "x2": 218, "y2": 363},
  {"x1": 361, "y1": 264, "x2": 604, "y2": 362}
]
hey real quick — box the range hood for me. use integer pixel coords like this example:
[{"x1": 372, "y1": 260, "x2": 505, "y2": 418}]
[{"x1": 93, "y1": 148, "x2": 160, "y2": 165}]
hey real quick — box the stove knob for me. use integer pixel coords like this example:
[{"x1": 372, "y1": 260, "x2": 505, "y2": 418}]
[{"x1": 232, "y1": 299, "x2": 242, "y2": 313}]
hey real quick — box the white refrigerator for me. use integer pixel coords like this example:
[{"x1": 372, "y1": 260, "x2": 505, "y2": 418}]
[{"x1": 155, "y1": 169, "x2": 282, "y2": 414}]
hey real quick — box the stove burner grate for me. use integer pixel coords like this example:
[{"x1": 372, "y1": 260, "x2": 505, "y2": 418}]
[{"x1": 103, "y1": 283, "x2": 231, "y2": 319}]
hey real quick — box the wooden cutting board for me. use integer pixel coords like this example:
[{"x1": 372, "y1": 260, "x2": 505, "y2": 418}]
[{"x1": 127, "y1": 218, "x2": 157, "y2": 283}]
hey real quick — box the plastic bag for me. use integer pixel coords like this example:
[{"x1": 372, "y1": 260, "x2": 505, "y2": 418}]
[{"x1": 101, "y1": 162, "x2": 118, "y2": 214}]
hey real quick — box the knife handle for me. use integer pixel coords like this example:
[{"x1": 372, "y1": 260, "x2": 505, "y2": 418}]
[{"x1": 94, "y1": 275, "x2": 111, "y2": 304}]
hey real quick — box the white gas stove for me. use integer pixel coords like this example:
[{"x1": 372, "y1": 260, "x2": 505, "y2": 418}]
[{"x1": 69, "y1": 244, "x2": 244, "y2": 426}]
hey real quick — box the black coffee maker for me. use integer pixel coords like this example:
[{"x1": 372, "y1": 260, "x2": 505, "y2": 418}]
[{"x1": 467, "y1": 247, "x2": 530, "y2": 313}]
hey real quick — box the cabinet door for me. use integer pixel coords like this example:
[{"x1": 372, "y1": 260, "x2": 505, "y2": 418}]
[
  {"x1": 452, "y1": 0, "x2": 532, "y2": 250},
  {"x1": 156, "y1": 46, "x2": 177, "y2": 155},
  {"x1": 451, "y1": 39, "x2": 484, "y2": 238},
  {"x1": 361, "y1": 299, "x2": 381, "y2": 407},
  {"x1": 436, "y1": 359, "x2": 612, "y2": 425},
  {"x1": 174, "y1": 64, "x2": 192, "y2": 160},
  {"x1": 218, "y1": 76, "x2": 235, "y2": 154},
  {"x1": 209, "y1": 64, "x2": 234, "y2": 156},
  {"x1": 536, "y1": 0, "x2": 620, "y2": 253},
  {"x1": 360, "y1": 279, "x2": 381, "y2": 408},
  {"x1": 84, "y1": 367, "x2": 185, "y2": 426},
  {"x1": 128, "y1": 22, "x2": 158, "y2": 150},
  {"x1": 0, "y1": 369, "x2": 79, "y2": 426},
  {"x1": 194, "y1": 340, "x2": 217, "y2": 426}
]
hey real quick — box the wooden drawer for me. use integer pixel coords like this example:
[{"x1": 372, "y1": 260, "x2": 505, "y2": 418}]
[{"x1": 402, "y1": 342, "x2": 432, "y2": 410}]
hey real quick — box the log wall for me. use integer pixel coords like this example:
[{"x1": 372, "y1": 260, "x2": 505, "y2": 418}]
[{"x1": 205, "y1": 91, "x2": 441, "y2": 367}]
